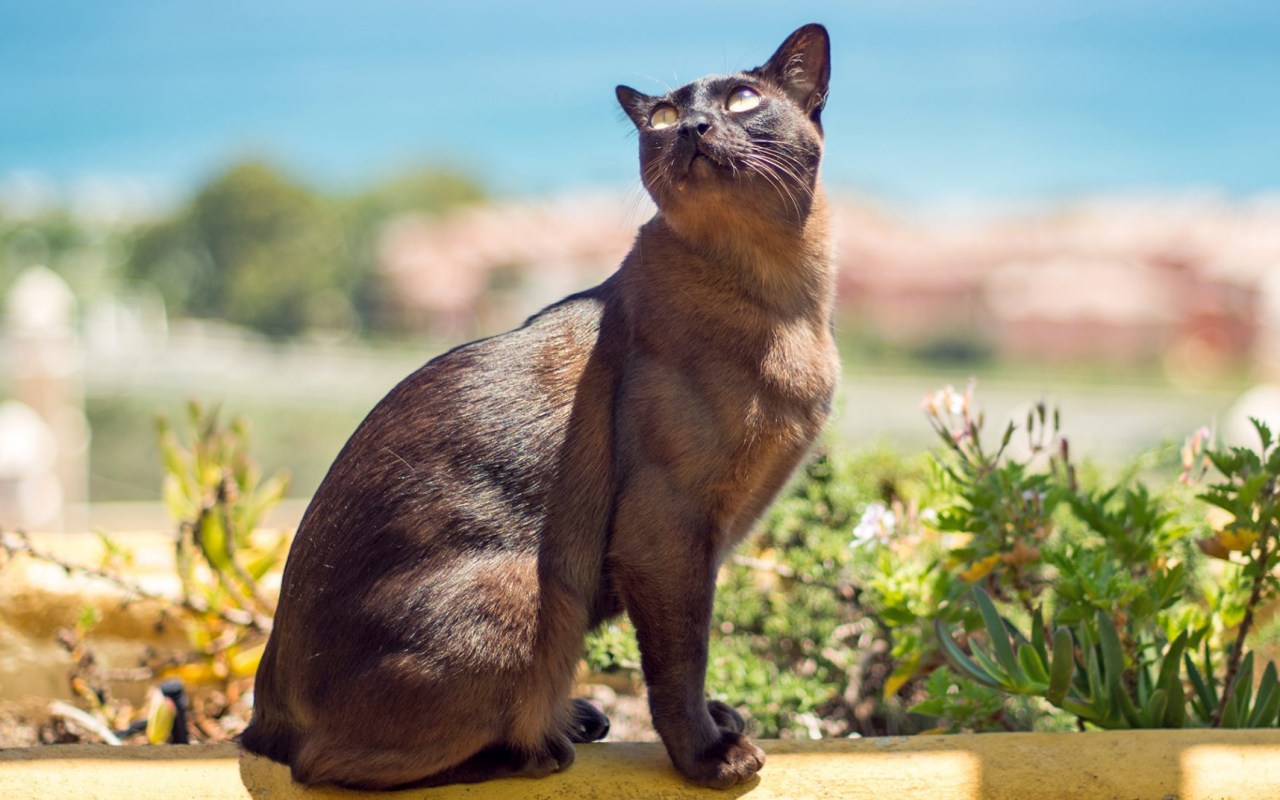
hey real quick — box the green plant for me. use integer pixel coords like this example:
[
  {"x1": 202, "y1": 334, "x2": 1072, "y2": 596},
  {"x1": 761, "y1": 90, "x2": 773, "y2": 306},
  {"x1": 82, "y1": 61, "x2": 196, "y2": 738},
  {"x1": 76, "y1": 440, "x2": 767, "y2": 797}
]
[
  {"x1": 581, "y1": 385, "x2": 1280, "y2": 738},
  {"x1": 924, "y1": 382, "x2": 1062, "y2": 611},
  {"x1": 154, "y1": 400, "x2": 290, "y2": 684},
  {"x1": 1191, "y1": 419, "x2": 1280, "y2": 726},
  {"x1": 581, "y1": 446, "x2": 939, "y2": 738},
  {"x1": 0, "y1": 401, "x2": 289, "y2": 744},
  {"x1": 930, "y1": 397, "x2": 1280, "y2": 731}
]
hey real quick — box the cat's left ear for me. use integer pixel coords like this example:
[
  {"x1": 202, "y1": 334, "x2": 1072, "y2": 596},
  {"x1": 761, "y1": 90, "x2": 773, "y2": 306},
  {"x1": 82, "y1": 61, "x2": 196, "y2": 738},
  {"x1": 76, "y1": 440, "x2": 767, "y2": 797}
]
[
  {"x1": 616, "y1": 85, "x2": 654, "y2": 130},
  {"x1": 755, "y1": 23, "x2": 831, "y2": 124}
]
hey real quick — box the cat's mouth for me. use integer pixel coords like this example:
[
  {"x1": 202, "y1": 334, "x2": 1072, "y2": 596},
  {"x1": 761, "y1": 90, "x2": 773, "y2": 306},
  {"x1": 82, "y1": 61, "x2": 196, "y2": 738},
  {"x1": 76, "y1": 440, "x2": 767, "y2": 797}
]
[{"x1": 687, "y1": 144, "x2": 726, "y2": 176}]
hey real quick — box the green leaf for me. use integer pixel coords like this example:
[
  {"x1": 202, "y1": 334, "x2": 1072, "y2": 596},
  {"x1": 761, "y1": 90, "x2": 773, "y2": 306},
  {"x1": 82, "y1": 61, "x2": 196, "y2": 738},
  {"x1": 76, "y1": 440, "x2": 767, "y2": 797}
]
[
  {"x1": 1165, "y1": 676, "x2": 1187, "y2": 727},
  {"x1": 162, "y1": 475, "x2": 197, "y2": 523},
  {"x1": 1059, "y1": 696, "x2": 1103, "y2": 724},
  {"x1": 1231, "y1": 652, "x2": 1256, "y2": 728},
  {"x1": 909, "y1": 696, "x2": 948, "y2": 717},
  {"x1": 1112, "y1": 670, "x2": 1144, "y2": 728},
  {"x1": 971, "y1": 639, "x2": 1015, "y2": 688},
  {"x1": 1085, "y1": 642, "x2": 1109, "y2": 708},
  {"x1": 1185, "y1": 654, "x2": 1216, "y2": 722},
  {"x1": 933, "y1": 618, "x2": 1002, "y2": 690},
  {"x1": 1252, "y1": 417, "x2": 1273, "y2": 451},
  {"x1": 1223, "y1": 691, "x2": 1240, "y2": 728},
  {"x1": 237, "y1": 474, "x2": 290, "y2": 542},
  {"x1": 76, "y1": 604, "x2": 101, "y2": 634},
  {"x1": 94, "y1": 531, "x2": 134, "y2": 569},
  {"x1": 200, "y1": 511, "x2": 231, "y2": 571},
  {"x1": 1031, "y1": 607, "x2": 1047, "y2": 663},
  {"x1": 245, "y1": 533, "x2": 288, "y2": 581},
  {"x1": 1046, "y1": 627, "x2": 1074, "y2": 706},
  {"x1": 1018, "y1": 643, "x2": 1050, "y2": 687},
  {"x1": 1145, "y1": 688, "x2": 1168, "y2": 729},
  {"x1": 974, "y1": 588, "x2": 1020, "y2": 678},
  {"x1": 1248, "y1": 661, "x2": 1280, "y2": 728},
  {"x1": 1096, "y1": 612, "x2": 1127, "y2": 688},
  {"x1": 1158, "y1": 631, "x2": 1188, "y2": 694}
]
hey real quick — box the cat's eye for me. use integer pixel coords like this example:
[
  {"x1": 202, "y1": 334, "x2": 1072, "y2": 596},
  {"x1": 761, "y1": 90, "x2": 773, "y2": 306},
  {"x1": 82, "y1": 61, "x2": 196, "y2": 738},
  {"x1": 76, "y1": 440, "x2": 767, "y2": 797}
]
[
  {"x1": 727, "y1": 87, "x2": 761, "y2": 113},
  {"x1": 649, "y1": 104, "x2": 678, "y2": 130}
]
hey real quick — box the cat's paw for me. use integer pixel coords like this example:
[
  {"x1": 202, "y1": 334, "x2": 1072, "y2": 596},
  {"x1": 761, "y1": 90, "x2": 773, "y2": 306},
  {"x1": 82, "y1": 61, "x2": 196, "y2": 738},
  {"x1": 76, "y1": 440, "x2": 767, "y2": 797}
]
[
  {"x1": 678, "y1": 731, "x2": 765, "y2": 789},
  {"x1": 522, "y1": 734, "x2": 576, "y2": 778},
  {"x1": 706, "y1": 700, "x2": 745, "y2": 734},
  {"x1": 569, "y1": 698, "x2": 611, "y2": 742}
]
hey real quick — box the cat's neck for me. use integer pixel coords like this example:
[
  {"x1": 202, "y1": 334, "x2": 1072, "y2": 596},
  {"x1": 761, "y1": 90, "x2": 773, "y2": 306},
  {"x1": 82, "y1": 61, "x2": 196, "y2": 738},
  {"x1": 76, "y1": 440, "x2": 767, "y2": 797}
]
[{"x1": 629, "y1": 189, "x2": 833, "y2": 323}]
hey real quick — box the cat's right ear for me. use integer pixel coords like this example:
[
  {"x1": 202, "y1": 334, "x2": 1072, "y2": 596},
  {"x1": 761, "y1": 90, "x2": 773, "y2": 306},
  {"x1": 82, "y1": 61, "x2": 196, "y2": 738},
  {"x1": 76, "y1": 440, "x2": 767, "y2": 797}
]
[
  {"x1": 616, "y1": 85, "x2": 653, "y2": 129},
  {"x1": 756, "y1": 23, "x2": 831, "y2": 125}
]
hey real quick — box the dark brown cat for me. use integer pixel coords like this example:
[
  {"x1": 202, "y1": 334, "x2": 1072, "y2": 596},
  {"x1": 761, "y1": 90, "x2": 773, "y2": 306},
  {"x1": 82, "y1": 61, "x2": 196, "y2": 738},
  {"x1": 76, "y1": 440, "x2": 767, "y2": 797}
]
[{"x1": 241, "y1": 23, "x2": 837, "y2": 790}]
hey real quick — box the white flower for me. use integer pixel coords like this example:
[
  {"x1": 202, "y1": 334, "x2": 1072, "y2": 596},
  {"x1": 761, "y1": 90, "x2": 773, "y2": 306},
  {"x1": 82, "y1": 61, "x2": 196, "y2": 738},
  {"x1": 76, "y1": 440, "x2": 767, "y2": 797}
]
[
  {"x1": 852, "y1": 502, "x2": 895, "y2": 548},
  {"x1": 793, "y1": 711, "x2": 825, "y2": 740}
]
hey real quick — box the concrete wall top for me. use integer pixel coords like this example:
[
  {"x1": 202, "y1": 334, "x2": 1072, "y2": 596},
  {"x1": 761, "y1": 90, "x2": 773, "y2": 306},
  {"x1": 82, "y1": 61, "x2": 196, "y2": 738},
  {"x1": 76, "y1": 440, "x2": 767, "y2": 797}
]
[{"x1": 3, "y1": 730, "x2": 1280, "y2": 800}]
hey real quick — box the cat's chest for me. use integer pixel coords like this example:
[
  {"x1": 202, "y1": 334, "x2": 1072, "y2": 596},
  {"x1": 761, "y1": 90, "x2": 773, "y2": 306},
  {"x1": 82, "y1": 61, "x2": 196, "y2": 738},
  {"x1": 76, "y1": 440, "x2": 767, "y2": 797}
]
[
  {"x1": 754, "y1": 322, "x2": 839, "y2": 409},
  {"x1": 620, "y1": 312, "x2": 836, "y2": 491},
  {"x1": 703, "y1": 324, "x2": 837, "y2": 457}
]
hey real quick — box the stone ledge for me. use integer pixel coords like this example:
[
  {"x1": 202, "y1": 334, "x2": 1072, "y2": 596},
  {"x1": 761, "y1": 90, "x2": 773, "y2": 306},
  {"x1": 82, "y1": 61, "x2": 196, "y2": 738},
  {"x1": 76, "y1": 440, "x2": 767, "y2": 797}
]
[{"x1": 3, "y1": 730, "x2": 1280, "y2": 799}]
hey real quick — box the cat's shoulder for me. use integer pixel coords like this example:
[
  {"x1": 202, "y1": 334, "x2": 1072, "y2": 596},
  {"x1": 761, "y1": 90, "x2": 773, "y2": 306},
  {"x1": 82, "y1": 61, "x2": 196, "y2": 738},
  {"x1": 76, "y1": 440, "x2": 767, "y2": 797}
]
[{"x1": 385, "y1": 277, "x2": 620, "y2": 401}]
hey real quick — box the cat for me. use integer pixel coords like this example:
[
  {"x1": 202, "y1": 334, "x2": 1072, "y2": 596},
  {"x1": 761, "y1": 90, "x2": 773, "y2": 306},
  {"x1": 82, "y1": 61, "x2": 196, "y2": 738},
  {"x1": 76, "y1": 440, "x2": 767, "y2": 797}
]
[{"x1": 240, "y1": 22, "x2": 836, "y2": 790}]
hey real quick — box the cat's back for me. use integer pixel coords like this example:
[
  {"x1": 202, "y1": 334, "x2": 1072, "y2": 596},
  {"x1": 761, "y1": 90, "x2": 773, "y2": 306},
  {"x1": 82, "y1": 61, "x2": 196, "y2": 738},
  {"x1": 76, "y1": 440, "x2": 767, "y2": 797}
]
[
  {"x1": 275, "y1": 281, "x2": 623, "y2": 616},
  {"x1": 364, "y1": 281, "x2": 616, "y2": 446}
]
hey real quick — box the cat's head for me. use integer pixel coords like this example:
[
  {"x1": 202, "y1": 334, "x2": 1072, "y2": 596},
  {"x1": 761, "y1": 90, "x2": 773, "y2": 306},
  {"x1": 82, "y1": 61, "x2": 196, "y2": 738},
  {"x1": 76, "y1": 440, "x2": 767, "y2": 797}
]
[{"x1": 617, "y1": 24, "x2": 830, "y2": 232}]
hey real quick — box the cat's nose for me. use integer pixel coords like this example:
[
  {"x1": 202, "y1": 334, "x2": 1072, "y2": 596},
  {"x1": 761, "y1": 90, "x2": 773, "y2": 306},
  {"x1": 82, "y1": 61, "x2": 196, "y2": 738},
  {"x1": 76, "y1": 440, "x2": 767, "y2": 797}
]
[{"x1": 680, "y1": 112, "x2": 713, "y2": 138}]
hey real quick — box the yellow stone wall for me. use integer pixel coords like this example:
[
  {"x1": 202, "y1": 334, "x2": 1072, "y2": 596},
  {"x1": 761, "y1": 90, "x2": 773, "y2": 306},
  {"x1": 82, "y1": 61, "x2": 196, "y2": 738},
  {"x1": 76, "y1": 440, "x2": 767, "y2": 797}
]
[{"x1": 3, "y1": 731, "x2": 1280, "y2": 799}]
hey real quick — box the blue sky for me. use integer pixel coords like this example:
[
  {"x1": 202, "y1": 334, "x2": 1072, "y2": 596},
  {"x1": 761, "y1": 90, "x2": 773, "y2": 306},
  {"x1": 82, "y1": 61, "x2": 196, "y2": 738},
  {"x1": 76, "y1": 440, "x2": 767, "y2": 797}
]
[{"x1": 2, "y1": 1, "x2": 1278, "y2": 204}]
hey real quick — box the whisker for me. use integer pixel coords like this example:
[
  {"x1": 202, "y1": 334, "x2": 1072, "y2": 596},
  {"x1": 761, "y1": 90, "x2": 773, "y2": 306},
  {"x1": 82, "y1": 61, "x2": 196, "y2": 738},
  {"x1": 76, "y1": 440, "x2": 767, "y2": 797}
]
[
  {"x1": 742, "y1": 148, "x2": 810, "y2": 219},
  {"x1": 742, "y1": 154, "x2": 802, "y2": 219}
]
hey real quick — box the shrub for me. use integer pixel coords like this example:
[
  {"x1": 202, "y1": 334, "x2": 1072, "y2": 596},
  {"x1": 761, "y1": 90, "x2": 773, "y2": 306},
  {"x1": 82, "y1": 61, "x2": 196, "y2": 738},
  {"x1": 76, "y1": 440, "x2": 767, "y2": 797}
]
[{"x1": 583, "y1": 381, "x2": 1280, "y2": 737}]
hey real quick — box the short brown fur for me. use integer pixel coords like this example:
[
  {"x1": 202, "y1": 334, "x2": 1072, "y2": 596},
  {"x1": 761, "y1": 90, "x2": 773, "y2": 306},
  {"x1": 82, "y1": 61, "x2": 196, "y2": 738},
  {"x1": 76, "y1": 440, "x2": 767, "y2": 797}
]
[{"x1": 242, "y1": 23, "x2": 837, "y2": 790}]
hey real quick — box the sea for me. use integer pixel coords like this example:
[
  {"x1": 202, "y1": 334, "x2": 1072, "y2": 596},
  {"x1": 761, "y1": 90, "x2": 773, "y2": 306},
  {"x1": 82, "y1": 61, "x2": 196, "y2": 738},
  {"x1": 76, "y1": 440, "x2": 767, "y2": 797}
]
[{"x1": 2, "y1": 0, "x2": 1279, "y2": 209}]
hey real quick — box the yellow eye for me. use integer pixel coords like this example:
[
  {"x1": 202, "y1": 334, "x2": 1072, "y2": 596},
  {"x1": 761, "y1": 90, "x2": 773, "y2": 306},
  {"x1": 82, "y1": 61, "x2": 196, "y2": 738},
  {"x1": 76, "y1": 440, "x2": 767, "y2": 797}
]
[
  {"x1": 727, "y1": 87, "x2": 760, "y2": 113},
  {"x1": 649, "y1": 104, "x2": 678, "y2": 130}
]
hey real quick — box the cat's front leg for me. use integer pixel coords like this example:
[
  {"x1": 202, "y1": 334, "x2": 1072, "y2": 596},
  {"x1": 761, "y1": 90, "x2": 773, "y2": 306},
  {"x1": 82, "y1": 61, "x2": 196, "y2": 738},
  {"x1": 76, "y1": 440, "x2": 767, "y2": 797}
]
[{"x1": 611, "y1": 482, "x2": 765, "y2": 789}]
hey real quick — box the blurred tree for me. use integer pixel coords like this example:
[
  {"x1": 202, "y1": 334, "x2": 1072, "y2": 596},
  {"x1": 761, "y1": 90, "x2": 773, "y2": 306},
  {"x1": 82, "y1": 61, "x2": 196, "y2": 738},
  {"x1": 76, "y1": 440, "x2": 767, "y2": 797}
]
[
  {"x1": 348, "y1": 167, "x2": 485, "y2": 222},
  {"x1": 127, "y1": 161, "x2": 345, "y2": 339},
  {"x1": 125, "y1": 161, "x2": 485, "y2": 339},
  {"x1": 341, "y1": 167, "x2": 486, "y2": 336}
]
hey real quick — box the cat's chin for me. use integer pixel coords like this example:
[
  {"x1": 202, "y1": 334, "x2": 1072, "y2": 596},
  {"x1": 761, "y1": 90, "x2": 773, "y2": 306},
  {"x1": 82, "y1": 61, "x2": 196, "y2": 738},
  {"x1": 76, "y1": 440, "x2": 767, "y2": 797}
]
[
  {"x1": 676, "y1": 153, "x2": 732, "y2": 186},
  {"x1": 684, "y1": 156, "x2": 716, "y2": 183}
]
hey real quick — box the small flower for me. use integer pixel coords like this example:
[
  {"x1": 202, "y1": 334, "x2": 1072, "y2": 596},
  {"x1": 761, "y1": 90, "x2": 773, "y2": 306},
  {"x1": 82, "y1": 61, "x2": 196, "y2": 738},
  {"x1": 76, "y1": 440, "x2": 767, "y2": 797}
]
[
  {"x1": 851, "y1": 501, "x2": 896, "y2": 548},
  {"x1": 1180, "y1": 425, "x2": 1213, "y2": 483},
  {"x1": 924, "y1": 384, "x2": 966, "y2": 417}
]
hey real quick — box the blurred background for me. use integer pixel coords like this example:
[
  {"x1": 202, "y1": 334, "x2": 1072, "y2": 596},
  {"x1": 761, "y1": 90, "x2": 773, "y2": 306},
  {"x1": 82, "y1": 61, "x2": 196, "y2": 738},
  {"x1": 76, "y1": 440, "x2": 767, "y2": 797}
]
[{"x1": 2, "y1": 0, "x2": 1279, "y2": 532}]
